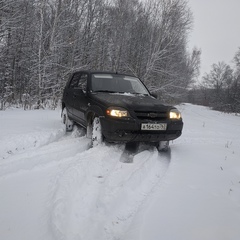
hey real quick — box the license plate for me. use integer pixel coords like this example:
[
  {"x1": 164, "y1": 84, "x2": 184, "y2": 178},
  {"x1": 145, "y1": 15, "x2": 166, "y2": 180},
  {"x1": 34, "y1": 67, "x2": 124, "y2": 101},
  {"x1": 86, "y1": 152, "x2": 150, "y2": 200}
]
[{"x1": 141, "y1": 123, "x2": 167, "y2": 131}]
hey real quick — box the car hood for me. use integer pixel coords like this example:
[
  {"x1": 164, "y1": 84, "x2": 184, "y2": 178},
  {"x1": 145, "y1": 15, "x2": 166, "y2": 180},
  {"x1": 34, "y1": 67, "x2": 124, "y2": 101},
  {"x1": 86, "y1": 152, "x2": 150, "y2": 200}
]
[{"x1": 90, "y1": 92, "x2": 172, "y2": 112}]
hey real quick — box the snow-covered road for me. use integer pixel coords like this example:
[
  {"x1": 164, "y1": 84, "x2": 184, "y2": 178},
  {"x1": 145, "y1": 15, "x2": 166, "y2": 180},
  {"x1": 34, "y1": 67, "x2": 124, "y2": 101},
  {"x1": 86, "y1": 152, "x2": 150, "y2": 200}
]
[{"x1": 0, "y1": 104, "x2": 240, "y2": 240}]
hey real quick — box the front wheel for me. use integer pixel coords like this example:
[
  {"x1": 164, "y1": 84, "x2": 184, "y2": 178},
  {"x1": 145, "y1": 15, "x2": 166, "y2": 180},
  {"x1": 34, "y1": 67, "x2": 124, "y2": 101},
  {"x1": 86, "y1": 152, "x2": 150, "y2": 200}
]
[
  {"x1": 87, "y1": 117, "x2": 103, "y2": 147},
  {"x1": 157, "y1": 141, "x2": 169, "y2": 152}
]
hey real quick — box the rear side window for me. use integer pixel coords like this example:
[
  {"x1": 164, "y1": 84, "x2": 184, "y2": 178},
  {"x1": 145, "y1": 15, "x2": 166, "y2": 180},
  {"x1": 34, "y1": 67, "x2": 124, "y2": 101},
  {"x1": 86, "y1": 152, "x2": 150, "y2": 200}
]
[{"x1": 69, "y1": 73, "x2": 88, "y2": 91}]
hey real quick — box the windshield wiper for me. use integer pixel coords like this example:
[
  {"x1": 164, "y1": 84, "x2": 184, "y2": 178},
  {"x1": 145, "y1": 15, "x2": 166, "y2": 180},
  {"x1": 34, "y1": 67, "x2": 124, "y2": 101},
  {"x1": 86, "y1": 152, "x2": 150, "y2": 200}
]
[
  {"x1": 130, "y1": 92, "x2": 149, "y2": 96},
  {"x1": 94, "y1": 90, "x2": 117, "y2": 93},
  {"x1": 94, "y1": 90, "x2": 149, "y2": 96}
]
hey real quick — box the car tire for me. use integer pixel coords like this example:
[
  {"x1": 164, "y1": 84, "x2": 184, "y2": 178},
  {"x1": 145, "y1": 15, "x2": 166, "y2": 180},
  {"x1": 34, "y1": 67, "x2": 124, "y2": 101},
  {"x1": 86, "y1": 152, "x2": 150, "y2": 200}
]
[
  {"x1": 88, "y1": 117, "x2": 103, "y2": 147},
  {"x1": 157, "y1": 141, "x2": 169, "y2": 152},
  {"x1": 62, "y1": 107, "x2": 73, "y2": 132}
]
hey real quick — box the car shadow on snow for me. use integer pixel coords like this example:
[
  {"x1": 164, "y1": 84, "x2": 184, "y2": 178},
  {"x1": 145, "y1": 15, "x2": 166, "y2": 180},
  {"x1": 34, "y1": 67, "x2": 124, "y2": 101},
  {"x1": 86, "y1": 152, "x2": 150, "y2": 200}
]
[
  {"x1": 120, "y1": 142, "x2": 172, "y2": 163},
  {"x1": 158, "y1": 147, "x2": 172, "y2": 161},
  {"x1": 120, "y1": 142, "x2": 139, "y2": 163}
]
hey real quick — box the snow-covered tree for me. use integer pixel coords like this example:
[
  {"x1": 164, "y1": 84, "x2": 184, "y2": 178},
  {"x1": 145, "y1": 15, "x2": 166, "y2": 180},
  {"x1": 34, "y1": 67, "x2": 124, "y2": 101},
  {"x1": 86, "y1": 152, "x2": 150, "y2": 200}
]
[{"x1": 0, "y1": 0, "x2": 198, "y2": 109}]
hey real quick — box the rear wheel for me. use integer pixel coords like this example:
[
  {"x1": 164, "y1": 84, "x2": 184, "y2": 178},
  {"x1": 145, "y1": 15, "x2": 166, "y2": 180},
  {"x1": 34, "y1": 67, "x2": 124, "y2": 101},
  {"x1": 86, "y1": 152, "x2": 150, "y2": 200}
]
[
  {"x1": 62, "y1": 107, "x2": 73, "y2": 132},
  {"x1": 157, "y1": 141, "x2": 169, "y2": 152}
]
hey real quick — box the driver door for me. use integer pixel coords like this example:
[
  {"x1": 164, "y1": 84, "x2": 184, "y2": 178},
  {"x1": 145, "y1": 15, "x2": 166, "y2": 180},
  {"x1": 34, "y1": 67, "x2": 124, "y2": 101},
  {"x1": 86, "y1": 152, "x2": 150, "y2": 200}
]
[{"x1": 70, "y1": 72, "x2": 89, "y2": 126}]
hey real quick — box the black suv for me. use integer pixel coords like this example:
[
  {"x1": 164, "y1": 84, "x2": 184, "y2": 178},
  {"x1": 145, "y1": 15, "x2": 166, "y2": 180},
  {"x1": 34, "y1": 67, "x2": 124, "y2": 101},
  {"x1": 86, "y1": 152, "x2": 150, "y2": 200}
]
[{"x1": 61, "y1": 71, "x2": 183, "y2": 151}]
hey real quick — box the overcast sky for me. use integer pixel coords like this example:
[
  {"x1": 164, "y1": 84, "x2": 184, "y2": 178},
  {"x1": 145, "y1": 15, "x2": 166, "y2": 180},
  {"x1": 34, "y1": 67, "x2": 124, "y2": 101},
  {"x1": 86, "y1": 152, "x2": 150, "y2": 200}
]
[{"x1": 187, "y1": 0, "x2": 240, "y2": 79}]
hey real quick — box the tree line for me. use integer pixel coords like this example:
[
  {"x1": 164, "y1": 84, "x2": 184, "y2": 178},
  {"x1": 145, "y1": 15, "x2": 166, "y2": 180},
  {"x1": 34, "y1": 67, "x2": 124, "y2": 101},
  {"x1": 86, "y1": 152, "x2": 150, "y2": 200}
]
[
  {"x1": 0, "y1": 0, "x2": 199, "y2": 110},
  {"x1": 188, "y1": 47, "x2": 240, "y2": 113}
]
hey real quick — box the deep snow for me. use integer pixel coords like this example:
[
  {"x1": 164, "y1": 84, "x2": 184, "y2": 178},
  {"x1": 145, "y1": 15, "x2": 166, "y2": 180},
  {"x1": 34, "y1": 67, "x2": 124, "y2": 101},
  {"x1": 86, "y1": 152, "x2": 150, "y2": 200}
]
[{"x1": 0, "y1": 104, "x2": 240, "y2": 240}]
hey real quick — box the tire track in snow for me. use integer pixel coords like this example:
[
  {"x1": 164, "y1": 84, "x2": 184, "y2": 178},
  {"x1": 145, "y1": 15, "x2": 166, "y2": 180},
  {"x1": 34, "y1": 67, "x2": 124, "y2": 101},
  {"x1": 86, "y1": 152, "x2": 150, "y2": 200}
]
[
  {"x1": 0, "y1": 127, "x2": 66, "y2": 160},
  {"x1": 49, "y1": 144, "x2": 170, "y2": 240},
  {"x1": 0, "y1": 127, "x2": 90, "y2": 178}
]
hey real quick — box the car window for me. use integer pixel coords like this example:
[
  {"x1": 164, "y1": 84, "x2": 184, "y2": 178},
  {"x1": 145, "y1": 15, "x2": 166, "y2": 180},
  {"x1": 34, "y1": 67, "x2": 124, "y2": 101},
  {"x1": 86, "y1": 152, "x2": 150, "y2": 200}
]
[
  {"x1": 126, "y1": 77, "x2": 148, "y2": 94},
  {"x1": 69, "y1": 73, "x2": 88, "y2": 92},
  {"x1": 78, "y1": 74, "x2": 88, "y2": 92},
  {"x1": 91, "y1": 74, "x2": 149, "y2": 95},
  {"x1": 69, "y1": 73, "x2": 80, "y2": 88}
]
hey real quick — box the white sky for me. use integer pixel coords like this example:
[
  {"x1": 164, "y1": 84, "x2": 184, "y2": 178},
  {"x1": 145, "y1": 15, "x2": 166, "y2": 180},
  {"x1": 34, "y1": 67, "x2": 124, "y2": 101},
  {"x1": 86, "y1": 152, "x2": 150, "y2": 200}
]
[{"x1": 187, "y1": 0, "x2": 240, "y2": 79}]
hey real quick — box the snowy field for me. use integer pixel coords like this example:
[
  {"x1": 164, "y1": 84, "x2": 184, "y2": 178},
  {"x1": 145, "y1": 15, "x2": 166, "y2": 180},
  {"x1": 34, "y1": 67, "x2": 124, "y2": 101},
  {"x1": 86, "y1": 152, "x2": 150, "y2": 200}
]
[{"x1": 0, "y1": 103, "x2": 240, "y2": 240}]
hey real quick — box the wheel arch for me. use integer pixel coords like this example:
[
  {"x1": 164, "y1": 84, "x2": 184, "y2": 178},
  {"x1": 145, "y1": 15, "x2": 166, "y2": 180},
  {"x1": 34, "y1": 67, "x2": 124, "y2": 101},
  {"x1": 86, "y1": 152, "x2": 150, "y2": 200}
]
[
  {"x1": 86, "y1": 111, "x2": 95, "y2": 125},
  {"x1": 86, "y1": 105, "x2": 105, "y2": 124}
]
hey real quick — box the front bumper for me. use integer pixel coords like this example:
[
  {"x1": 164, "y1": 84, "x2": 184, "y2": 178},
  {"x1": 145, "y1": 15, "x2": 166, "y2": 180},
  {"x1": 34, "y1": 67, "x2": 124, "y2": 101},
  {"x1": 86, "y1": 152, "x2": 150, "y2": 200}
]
[{"x1": 100, "y1": 116, "x2": 183, "y2": 143}]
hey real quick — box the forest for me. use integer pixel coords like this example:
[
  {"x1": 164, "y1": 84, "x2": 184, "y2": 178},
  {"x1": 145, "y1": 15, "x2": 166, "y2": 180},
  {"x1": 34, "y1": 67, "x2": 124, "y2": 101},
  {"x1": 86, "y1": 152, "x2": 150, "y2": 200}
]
[
  {"x1": 1, "y1": 0, "x2": 239, "y2": 113},
  {"x1": 0, "y1": 0, "x2": 200, "y2": 110},
  {"x1": 188, "y1": 48, "x2": 240, "y2": 113}
]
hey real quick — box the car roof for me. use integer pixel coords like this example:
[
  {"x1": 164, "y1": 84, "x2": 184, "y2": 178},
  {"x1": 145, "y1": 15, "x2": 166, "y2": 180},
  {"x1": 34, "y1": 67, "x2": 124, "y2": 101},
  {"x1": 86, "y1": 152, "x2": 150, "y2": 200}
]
[{"x1": 73, "y1": 70, "x2": 136, "y2": 78}]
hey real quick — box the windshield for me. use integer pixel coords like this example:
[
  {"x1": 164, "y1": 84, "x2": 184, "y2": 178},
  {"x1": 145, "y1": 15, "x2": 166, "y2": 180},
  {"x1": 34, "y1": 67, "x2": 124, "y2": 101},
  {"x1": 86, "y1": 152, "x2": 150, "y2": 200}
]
[{"x1": 90, "y1": 74, "x2": 149, "y2": 95}]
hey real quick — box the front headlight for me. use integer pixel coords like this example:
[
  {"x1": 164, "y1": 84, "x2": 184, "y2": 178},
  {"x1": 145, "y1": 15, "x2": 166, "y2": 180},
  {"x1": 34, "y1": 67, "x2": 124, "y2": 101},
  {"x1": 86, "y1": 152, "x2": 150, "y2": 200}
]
[
  {"x1": 169, "y1": 109, "x2": 181, "y2": 119},
  {"x1": 106, "y1": 107, "x2": 130, "y2": 118}
]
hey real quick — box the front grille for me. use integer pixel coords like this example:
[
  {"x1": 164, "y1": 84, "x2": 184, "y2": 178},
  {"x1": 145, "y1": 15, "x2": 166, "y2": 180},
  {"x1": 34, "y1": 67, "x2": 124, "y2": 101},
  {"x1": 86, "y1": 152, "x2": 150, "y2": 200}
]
[{"x1": 134, "y1": 111, "x2": 168, "y2": 121}]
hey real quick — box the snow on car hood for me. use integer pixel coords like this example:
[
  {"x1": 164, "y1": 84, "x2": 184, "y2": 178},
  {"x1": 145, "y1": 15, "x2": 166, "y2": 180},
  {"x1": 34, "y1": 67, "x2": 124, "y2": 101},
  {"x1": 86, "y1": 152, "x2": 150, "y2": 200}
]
[{"x1": 90, "y1": 92, "x2": 172, "y2": 112}]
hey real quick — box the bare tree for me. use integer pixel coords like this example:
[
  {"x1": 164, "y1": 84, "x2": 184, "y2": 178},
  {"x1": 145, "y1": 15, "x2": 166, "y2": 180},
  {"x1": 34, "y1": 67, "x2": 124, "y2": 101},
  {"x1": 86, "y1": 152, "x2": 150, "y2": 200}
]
[
  {"x1": 0, "y1": 0, "x2": 199, "y2": 109},
  {"x1": 201, "y1": 62, "x2": 234, "y2": 111}
]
